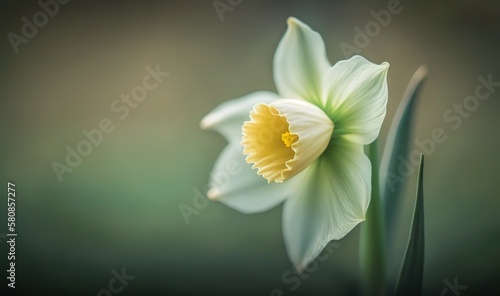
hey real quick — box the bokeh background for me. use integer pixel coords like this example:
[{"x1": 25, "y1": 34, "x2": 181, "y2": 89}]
[{"x1": 1, "y1": 0, "x2": 499, "y2": 295}]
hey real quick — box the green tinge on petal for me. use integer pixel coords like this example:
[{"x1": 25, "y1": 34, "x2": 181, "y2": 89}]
[
  {"x1": 273, "y1": 17, "x2": 331, "y2": 105},
  {"x1": 206, "y1": 143, "x2": 289, "y2": 214},
  {"x1": 322, "y1": 55, "x2": 389, "y2": 145},
  {"x1": 282, "y1": 139, "x2": 370, "y2": 271},
  {"x1": 200, "y1": 91, "x2": 279, "y2": 143}
]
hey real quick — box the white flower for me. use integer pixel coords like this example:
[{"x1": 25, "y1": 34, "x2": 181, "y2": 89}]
[{"x1": 201, "y1": 17, "x2": 389, "y2": 271}]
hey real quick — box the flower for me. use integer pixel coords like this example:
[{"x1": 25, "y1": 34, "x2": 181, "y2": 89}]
[{"x1": 200, "y1": 17, "x2": 389, "y2": 271}]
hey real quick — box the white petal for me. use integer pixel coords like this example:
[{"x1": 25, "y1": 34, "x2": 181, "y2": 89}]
[
  {"x1": 200, "y1": 91, "x2": 280, "y2": 143},
  {"x1": 322, "y1": 55, "x2": 389, "y2": 144},
  {"x1": 282, "y1": 140, "x2": 371, "y2": 271},
  {"x1": 207, "y1": 142, "x2": 290, "y2": 213},
  {"x1": 273, "y1": 17, "x2": 331, "y2": 105}
]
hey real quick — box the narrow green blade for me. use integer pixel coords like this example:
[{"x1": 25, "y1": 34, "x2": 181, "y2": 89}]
[
  {"x1": 395, "y1": 154, "x2": 425, "y2": 296},
  {"x1": 380, "y1": 65, "x2": 428, "y2": 239},
  {"x1": 359, "y1": 140, "x2": 386, "y2": 296}
]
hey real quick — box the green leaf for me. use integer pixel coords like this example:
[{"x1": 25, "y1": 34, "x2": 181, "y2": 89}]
[
  {"x1": 379, "y1": 65, "x2": 428, "y2": 241},
  {"x1": 395, "y1": 154, "x2": 425, "y2": 296},
  {"x1": 359, "y1": 140, "x2": 386, "y2": 296}
]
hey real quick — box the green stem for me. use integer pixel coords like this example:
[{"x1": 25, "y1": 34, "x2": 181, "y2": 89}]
[{"x1": 359, "y1": 140, "x2": 386, "y2": 296}]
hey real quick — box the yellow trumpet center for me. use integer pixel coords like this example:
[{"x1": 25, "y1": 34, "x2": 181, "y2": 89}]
[
  {"x1": 242, "y1": 104, "x2": 298, "y2": 183},
  {"x1": 281, "y1": 131, "x2": 298, "y2": 148}
]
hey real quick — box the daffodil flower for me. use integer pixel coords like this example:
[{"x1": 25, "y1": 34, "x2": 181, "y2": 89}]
[{"x1": 201, "y1": 17, "x2": 389, "y2": 271}]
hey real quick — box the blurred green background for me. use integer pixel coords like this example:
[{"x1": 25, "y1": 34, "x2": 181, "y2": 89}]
[{"x1": 0, "y1": 0, "x2": 499, "y2": 295}]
